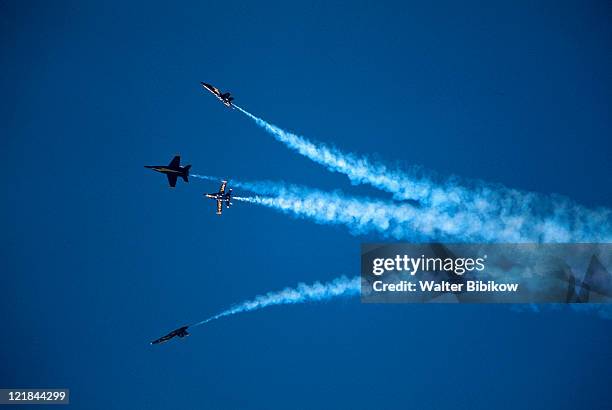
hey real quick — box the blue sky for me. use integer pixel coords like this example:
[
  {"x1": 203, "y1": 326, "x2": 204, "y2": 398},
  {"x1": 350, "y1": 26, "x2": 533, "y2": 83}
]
[{"x1": 2, "y1": 1, "x2": 611, "y2": 409}]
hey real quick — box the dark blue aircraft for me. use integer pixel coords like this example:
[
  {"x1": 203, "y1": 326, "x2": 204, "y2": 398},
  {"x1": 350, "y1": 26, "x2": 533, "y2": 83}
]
[
  {"x1": 150, "y1": 326, "x2": 190, "y2": 345},
  {"x1": 201, "y1": 82, "x2": 234, "y2": 108},
  {"x1": 145, "y1": 155, "x2": 191, "y2": 188}
]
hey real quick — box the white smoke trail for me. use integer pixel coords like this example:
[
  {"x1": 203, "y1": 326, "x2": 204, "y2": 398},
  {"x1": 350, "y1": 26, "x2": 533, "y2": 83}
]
[
  {"x1": 193, "y1": 276, "x2": 359, "y2": 327},
  {"x1": 193, "y1": 174, "x2": 611, "y2": 242},
  {"x1": 235, "y1": 105, "x2": 430, "y2": 201},
  {"x1": 190, "y1": 174, "x2": 220, "y2": 182},
  {"x1": 233, "y1": 183, "x2": 611, "y2": 243},
  {"x1": 185, "y1": 272, "x2": 611, "y2": 330},
  {"x1": 234, "y1": 107, "x2": 612, "y2": 241}
]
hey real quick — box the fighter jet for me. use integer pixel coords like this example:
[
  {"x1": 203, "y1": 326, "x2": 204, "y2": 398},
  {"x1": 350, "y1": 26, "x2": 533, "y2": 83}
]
[
  {"x1": 145, "y1": 155, "x2": 191, "y2": 188},
  {"x1": 201, "y1": 82, "x2": 234, "y2": 108},
  {"x1": 205, "y1": 180, "x2": 233, "y2": 215},
  {"x1": 150, "y1": 326, "x2": 190, "y2": 345}
]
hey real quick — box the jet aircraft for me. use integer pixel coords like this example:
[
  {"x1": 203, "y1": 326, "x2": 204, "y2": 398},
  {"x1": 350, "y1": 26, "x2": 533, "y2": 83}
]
[
  {"x1": 145, "y1": 155, "x2": 191, "y2": 188},
  {"x1": 201, "y1": 82, "x2": 234, "y2": 108},
  {"x1": 150, "y1": 326, "x2": 190, "y2": 345},
  {"x1": 205, "y1": 180, "x2": 233, "y2": 215}
]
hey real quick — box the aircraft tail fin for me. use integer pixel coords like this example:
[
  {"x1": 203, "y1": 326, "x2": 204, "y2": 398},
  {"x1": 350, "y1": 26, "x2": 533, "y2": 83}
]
[{"x1": 182, "y1": 165, "x2": 191, "y2": 182}]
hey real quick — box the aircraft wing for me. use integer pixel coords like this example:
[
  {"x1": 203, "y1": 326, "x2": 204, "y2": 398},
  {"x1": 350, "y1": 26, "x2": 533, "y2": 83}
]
[
  {"x1": 151, "y1": 334, "x2": 173, "y2": 345},
  {"x1": 216, "y1": 199, "x2": 223, "y2": 215},
  {"x1": 219, "y1": 181, "x2": 227, "y2": 194},
  {"x1": 167, "y1": 174, "x2": 178, "y2": 188},
  {"x1": 201, "y1": 82, "x2": 221, "y2": 97},
  {"x1": 168, "y1": 155, "x2": 180, "y2": 168}
]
